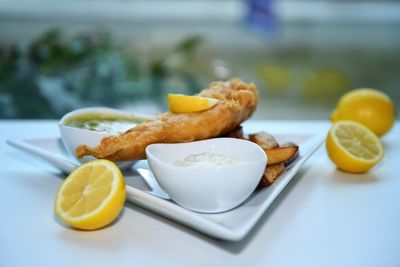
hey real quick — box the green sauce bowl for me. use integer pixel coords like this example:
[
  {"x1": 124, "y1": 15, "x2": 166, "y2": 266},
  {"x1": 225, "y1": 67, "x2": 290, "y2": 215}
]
[{"x1": 59, "y1": 107, "x2": 152, "y2": 170}]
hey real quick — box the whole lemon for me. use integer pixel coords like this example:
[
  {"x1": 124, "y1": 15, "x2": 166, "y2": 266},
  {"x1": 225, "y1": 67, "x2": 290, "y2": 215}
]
[{"x1": 331, "y1": 88, "x2": 396, "y2": 136}]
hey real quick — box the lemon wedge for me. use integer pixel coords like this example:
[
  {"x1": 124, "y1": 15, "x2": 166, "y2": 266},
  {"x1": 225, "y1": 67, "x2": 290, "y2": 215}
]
[
  {"x1": 326, "y1": 121, "x2": 384, "y2": 173},
  {"x1": 168, "y1": 94, "x2": 219, "y2": 113},
  {"x1": 55, "y1": 160, "x2": 126, "y2": 230}
]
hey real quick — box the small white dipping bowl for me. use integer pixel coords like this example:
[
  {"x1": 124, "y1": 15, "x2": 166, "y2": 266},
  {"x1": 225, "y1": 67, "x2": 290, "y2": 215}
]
[
  {"x1": 59, "y1": 107, "x2": 151, "y2": 170},
  {"x1": 146, "y1": 138, "x2": 268, "y2": 213}
]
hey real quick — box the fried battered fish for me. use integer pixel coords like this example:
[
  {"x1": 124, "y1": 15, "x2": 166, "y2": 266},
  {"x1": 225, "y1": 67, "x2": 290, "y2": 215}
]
[{"x1": 76, "y1": 78, "x2": 258, "y2": 162}]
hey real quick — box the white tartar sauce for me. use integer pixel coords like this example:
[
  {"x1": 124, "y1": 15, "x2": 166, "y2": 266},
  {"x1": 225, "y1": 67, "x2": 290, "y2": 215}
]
[{"x1": 173, "y1": 152, "x2": 241, "y2": 167}]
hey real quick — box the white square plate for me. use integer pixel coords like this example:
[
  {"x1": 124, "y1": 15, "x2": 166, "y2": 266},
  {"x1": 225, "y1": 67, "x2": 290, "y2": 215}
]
[{"x1": 7, "y1": 132, "x2": 323, "y2": 241}]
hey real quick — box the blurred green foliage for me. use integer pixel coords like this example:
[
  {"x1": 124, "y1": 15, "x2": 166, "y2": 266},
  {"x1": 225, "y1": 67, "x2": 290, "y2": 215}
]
[{"x1": 0, "y1": 29, "x2": 204, "y2": 119}]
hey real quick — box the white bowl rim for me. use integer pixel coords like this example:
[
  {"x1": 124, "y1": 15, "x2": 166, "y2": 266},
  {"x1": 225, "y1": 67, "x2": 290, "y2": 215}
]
[
  {"x1": 59, "y1": 106, "x2": 153, "y2": 135},
  {"x1": 146, "y1": 137, "x2": 268, "y2": 171}
]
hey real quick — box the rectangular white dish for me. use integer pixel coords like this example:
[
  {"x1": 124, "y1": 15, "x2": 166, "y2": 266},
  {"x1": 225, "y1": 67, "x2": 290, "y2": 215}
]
[{"x1": 7, "y1": 132, "x2": 323, "y2": 241}]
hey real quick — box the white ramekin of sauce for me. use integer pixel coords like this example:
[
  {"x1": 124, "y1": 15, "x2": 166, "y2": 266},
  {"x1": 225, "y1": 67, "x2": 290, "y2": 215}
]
[{"x1": 146, "y1": 138, "x2": 268, "y2": 213}]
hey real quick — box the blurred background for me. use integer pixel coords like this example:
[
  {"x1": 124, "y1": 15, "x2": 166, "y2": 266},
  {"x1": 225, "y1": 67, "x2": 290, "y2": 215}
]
[{"x1": 0, "y1": 0, "x2": 399, "y2": 120}]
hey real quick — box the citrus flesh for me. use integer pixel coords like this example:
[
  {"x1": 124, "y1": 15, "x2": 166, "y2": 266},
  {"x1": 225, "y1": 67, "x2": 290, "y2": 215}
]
[
  {"x1": 331, "y1": 88, "x2": 396, "y2": 136},
  {"x1": 168, "y1": 94, "x2": 219, "y2": 113},
  {"x1": 326, "y1": 121, "x2": 384, "y2": 173},
  {"x1": 55, "y1": 160, "x2": 126, "y2": 230}
]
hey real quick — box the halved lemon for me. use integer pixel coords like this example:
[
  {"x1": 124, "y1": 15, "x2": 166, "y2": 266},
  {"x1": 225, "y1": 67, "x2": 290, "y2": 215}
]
[
  {"x1": 168, "y1": 94, "x2": 219, "y2": 113},
  {"x1": 55, "y1": 160, "x2": 126, "y2": 230},
  {"x1": 331, "y1": 88, "x2": 396, "y2": 136},
  {"x1": 326, "y1": 121, "x2": 384, "y2": 173}
]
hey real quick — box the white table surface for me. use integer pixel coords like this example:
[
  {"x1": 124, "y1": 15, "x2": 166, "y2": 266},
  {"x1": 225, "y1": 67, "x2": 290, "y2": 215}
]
[{"x1": 1, "y1": 120, "x2": 399, "y2": 267}]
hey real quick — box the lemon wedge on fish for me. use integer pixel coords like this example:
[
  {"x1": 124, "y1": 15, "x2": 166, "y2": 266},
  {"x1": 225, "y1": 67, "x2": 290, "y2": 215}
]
[{"x1": 168, "y1": 94, "x2": 219, "y2": 113}]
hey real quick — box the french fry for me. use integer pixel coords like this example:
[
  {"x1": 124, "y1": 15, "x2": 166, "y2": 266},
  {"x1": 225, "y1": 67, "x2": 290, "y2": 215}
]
[
  {"x1": 284, "y1": 151, "x2": 299, "y2": 167},
  {"x1": 264, "y1": 145, "x2": 299, "y2": 165},
  {"x1": 281, "y1": 142, "x2": 299, "y2": 166},
  {"x1": 227, "y1": 129, "x2": 300, "y2": 187},
  {"x1": 249, "y1": 131, "x2": 279, "y2": 150},
  {"x1": 258, "y1": 163, "x2": 285, "y2": 188}
]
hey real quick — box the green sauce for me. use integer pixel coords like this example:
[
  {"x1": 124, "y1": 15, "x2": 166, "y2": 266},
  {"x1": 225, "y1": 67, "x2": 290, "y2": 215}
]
[{"x1": 63, "y1": 113, "x2": 145, "y2": 135}]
